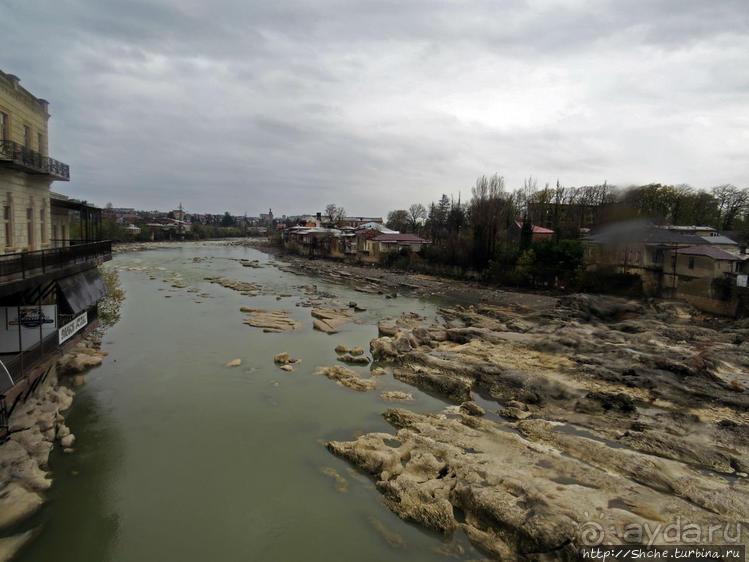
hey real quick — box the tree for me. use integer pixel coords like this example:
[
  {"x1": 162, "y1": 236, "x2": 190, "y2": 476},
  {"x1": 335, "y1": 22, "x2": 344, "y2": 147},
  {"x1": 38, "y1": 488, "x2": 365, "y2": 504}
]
[
  {"x1": 469, "y1": 174, "x2": 514, "y2": 268},
  {"x1": 407, "y1": 203, "x2": 427, "y2": 232},
  {"x1": 712, "y1": 184, "x2": 749, "y2": 230},
  {"x1": 221, "y1": 212, "x2": 235, "y2": 227},
  {"x1": 324, "y1": 203, "x2": 345, "y2": 226},
  {"x1": 519, "y1": 217, "x2": 533, "y2": 251},
  {"x1": 386, "y1": 209, "x2": 409, "y2": 233}
]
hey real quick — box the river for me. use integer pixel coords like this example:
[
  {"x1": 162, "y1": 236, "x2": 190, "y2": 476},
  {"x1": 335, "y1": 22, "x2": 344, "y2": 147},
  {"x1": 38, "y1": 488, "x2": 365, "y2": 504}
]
[{"x1": 18, "y1": 242, "x2": 482, "y2": 561}]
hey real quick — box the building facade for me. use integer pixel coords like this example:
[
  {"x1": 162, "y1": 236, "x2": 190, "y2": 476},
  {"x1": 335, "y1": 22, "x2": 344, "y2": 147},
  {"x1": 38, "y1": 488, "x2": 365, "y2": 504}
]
[
  {"x1": 0, "y1": 70, "x2": 111, "y2": 438},
  {"x1": 0, "y1": 70, "x2": 72, "y2": 253}
]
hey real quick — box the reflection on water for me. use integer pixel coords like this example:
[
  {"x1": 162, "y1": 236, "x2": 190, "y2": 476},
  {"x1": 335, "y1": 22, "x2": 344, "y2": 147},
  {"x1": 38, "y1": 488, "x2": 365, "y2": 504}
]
[{"x1": 17, "y1": 243, "x2": 482, "y2": 562}]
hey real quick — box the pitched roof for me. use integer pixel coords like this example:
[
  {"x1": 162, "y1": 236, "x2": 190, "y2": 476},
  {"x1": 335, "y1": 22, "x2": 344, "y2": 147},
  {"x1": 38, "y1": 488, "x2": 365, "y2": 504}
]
[
  {"x1": 676, "y1": 245, "x2": 741, "y2": 260},
  {"x1": 585, "y1": 220, "x2": 709, "y2": 246},
  {"x1": 701, "y1": 235, "x2": 738, "y2": 245},
  {"x1": 515, "y1": 221, "x2": 554, "y2": 234},
  {"x1": 372, "y1": 233, "x2": 426, "y2": 243}
]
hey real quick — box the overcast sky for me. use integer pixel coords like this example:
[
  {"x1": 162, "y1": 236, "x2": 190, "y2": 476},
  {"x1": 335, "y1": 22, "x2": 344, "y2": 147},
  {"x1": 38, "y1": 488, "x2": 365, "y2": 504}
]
[{"x1": 2, "y1": 0, "x2": 748, "y2": 216}]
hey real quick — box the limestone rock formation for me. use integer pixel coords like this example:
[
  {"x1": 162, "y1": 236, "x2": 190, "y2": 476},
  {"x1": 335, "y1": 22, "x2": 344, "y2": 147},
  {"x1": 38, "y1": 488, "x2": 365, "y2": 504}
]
[
  {"x1": 315, "y1": 366, "x2": 376, "y2": 392},
  {"x1": 311, "y1": 308, "x2": 355, "y2": 334}
]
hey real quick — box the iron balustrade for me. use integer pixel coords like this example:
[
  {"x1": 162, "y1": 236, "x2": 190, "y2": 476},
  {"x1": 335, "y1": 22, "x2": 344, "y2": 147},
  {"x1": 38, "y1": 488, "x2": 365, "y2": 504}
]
[
  {"x1": 0, "y1": 240, "x2": 112, "y2": 284},
  {"x1": 0, "y1": 139, "x2": 70, "y2": 181}
]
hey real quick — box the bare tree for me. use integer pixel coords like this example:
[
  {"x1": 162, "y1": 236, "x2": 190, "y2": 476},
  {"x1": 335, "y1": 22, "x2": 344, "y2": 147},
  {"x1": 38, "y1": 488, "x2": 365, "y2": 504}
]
[
  {"x1": 469, "y1": 174, "x2": 513, "y2": 268},
  {"x1": 324, "y1": 203, "x2": 345, "y2": 226},
  {"x1": 712, "y1": 184, "x2": 749, "y2": 230},
  {"x1": 407, "y1": 203, "x2": 427, "y2": 232}
]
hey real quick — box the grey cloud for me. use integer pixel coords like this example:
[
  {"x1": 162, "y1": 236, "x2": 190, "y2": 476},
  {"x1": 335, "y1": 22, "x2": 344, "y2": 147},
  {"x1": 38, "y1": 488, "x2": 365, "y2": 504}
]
[{"x1": 1, "y1": 0, "x2": 747, "y2": 215}]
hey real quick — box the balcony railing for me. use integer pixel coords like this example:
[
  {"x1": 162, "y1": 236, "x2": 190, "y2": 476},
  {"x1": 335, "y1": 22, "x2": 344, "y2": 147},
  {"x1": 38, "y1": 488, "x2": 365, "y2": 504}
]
[
  {"x1": 0, "y1": 240, "x2": 111, "y2": 285},
  {"x1": 0, "y1": 139, "x2": 70, "y2": 181}
]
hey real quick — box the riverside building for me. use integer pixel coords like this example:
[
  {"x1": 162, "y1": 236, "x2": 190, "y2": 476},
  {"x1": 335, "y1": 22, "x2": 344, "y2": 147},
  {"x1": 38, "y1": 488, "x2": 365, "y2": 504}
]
[{"x1": 0, "y1": 69, "x2": 111, "y2": 438}]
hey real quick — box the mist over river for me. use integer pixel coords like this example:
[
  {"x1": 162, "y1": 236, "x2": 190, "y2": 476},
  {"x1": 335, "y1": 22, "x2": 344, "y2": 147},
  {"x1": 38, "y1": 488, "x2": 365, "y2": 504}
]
[{"x1": 18, "y1": 242, "x2": 481, "y2": 561}]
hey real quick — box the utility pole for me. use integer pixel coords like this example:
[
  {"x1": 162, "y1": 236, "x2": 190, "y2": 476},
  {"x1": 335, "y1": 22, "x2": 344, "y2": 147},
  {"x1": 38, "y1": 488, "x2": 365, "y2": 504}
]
[{"x1": 178, "y1": 202, "x2": 184, "y2": 239}]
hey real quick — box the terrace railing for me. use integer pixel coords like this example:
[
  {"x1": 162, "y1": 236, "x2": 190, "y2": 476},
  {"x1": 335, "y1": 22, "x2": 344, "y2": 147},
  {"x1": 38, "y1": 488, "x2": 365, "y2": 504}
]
[
  {"x1": 0, "y1": 240, "x2": 112, "y2": 285},
  {"x1": 0, "y1": 139, "x2": 70, "y2": 181}
]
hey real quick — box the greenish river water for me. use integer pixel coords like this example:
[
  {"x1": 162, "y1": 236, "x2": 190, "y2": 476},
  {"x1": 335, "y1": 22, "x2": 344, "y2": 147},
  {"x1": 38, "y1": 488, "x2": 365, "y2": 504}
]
[{"x1": 18, "y1": 242, "x2": 482, "y2": 561}]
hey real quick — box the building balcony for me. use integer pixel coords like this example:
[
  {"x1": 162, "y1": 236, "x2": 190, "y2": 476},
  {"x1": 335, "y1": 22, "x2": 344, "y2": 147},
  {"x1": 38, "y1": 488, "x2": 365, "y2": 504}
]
[
  {"x1": 0, "y1": 240, "x2": 111, "y2": 296},
  {"x1": 0, "y1": 139, "x2": 70, "y2": 181}
]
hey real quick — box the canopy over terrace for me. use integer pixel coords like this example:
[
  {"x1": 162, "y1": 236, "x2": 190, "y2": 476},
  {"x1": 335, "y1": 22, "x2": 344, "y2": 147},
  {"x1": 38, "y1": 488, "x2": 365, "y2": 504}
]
[{"x1": 50, "y1": 197, "x2": 102, "y2": 244}]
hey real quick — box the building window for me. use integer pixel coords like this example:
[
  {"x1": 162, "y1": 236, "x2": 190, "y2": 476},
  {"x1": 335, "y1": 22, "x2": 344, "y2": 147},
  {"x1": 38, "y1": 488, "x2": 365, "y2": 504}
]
[
  {"x1": 0, "y1": 112, "x2": 7, "y2": 142},
  {"x1": 37, "y1": 132, "x2": 44, "y2": 153},
  {"x1": 52, "y1": 224, "x2": 57, "y2": 247},
  {"x1": 3, "y1": 205, "x2": 11, "y2": 248},
  {"x1": 688, "y1": 257, "x2": 694, "y2": 270},
  {"x1": 40, "y1": 207, "x2": 47, "y2": 243},
  {"x1": 24, "y1": 126, "x2": 31, "y2": 148},
  {"x1": 26, "y1": 207, "x2": 33, "y2": 249}
]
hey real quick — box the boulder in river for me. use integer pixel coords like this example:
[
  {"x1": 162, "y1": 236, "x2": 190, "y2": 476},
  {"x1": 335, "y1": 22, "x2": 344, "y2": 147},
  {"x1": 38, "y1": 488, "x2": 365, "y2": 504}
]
[
  {"x1": 244, "y1": 310, "x2": 301, "y2": 332},
  {"x1": 377, "y1": 319, "x2": 398, "y2": 337},
  {"x1": 274, "y1": 352, "x2": 290, "y2": 364},
  {"x1": 315, "y1": 366, "x2": 376, "y2": 392},
  {"x1": 337, "y1": 354, "x2": 370, "y2": 365},
  {"x1": 381, "y1": 391, "x2": 414, "y2": 402},
  {"x1": 0, "y1": 483, "x2": 43, "y2": 531},
  {"x1": 311, "y1": 308, "x2": 355, "y2": 334},
  {"x1": 0, "y1": 530, "x2": 35, "y2": 562},
  {"x1": 459, "y1": 401, "x2": 485, "y2": 416}
]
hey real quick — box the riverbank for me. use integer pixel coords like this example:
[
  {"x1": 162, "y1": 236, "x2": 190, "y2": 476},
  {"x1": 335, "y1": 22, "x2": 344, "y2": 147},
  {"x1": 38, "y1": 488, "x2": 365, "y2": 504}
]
[
  {"x1": 240, "y1": 239, "x2": 558, "y2": 312},
  {"x1": 0, "y1": 332, "x2": 107, "y2": 561}
]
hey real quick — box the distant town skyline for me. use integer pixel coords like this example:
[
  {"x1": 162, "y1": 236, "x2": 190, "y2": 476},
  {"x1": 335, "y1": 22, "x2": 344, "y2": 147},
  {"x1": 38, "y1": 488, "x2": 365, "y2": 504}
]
[{"x1": 3, "y1": 0, "x2": 748, "y2": 216}]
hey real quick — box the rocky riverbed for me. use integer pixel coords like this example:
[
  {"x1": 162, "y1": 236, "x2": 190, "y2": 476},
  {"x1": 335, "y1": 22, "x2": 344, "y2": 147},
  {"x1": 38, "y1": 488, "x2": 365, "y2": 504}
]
[
  {"x1": 233, "y1": 240, "x2": 749, "y2": 558},
  {"x1": 9, "y1": 241, "x2": 748, "y2": 561},
  {"x1": 324, "y1": 294, "x2": 749, "y2": 559}
]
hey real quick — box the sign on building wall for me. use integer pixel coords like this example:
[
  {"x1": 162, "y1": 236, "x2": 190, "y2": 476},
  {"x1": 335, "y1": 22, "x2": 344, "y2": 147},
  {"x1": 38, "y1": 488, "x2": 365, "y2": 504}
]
[
  {"x1": 0, "y1": 306, "x2": 58, "y2": 353},
  {"x1": 58, "y1": 311, "x2": 88, "y2": 344},
  {"x1": 738, "y1": 275, "x2": 748, "y2": 288}
]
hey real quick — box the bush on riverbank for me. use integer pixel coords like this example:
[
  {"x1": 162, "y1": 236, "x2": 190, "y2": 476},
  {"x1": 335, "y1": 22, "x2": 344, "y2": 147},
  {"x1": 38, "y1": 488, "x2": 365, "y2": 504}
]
[{"x1": 98, "y1": 267, "x2": 125, "y2": 329}]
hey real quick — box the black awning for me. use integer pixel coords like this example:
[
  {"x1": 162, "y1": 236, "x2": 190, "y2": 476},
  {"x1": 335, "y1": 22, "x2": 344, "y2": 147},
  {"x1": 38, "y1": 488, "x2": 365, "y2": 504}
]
[{"x1": 57, "y1": 268, "x2": 107, "y2": 313}]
